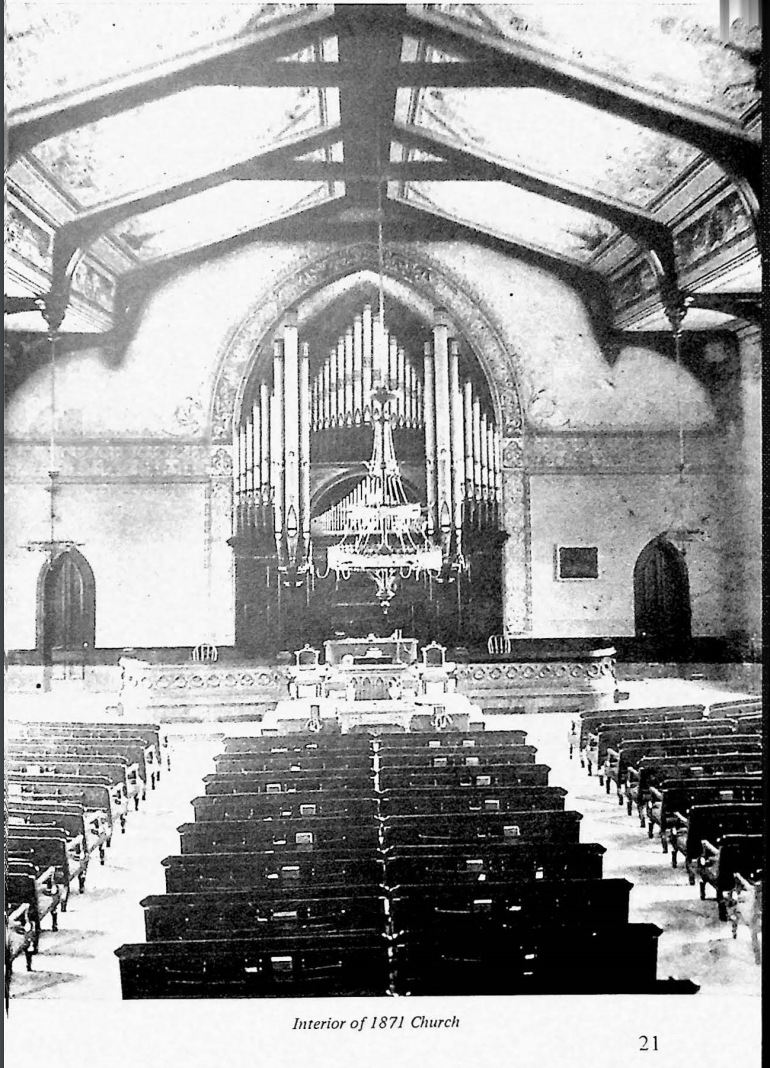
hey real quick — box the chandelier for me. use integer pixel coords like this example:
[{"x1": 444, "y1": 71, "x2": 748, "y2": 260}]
[
  {"x1": 325, "y1": 384, "x2": 442, "y2": 612},
  {"x1": 320, "y1": 177, "x2": 442, "y2": 612}
]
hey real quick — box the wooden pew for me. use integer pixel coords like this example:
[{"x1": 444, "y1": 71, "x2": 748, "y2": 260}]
[
  {"x1": 579, "y1": 705, "x2": 705, "y2": 771},
  {"x1": 390, "y1": 922, "x2": 664, "y2": 995},
  {"x1": 7, "y1": 740, "x2": 148, "y2": 804},
  {"x1": 203, "y1": 770, "x2": 374, "y2": 795},
  {"x1": 725, "y1": 856, "x2": 763, "y2": 964},
  {"x1": 162, "y1": 851, "x2": 384, "y2": 894},
  {"x1": 7, "y1": 760, "x2": 132, "y2": 827},
  {"x1": 672, "y1": 802, "x2": 764, "y2": 892},
  {"x1": 707, "y1": 698, "x2": 762, "y2": 718},
  {"x1": 625, "y1": 753, "x2": 764, "y2": 825},
  {"x1": 379, "y1": 785, "x2": 567, "y2": 817},
  {"x1": 6, "y1": 775, "x2": 116, "y2": 845},
  {"x1": 648, "y1": 777, "x2": 764, "y2": 856},
  {"x1": 376, "y1": 730, "x2": 528, "y2": 750},
  {"x1": 4, "y1": 871, "x2": 39, "y2": 971},
  {"x1": 222, "y1": 735, "x2": 374, "y2": 755},
  {"x1": 177, "y1": 816, "x2": 380, "y2": 855},
  {"x1": 383, "y1": 842, "x2": 606, "y2": 885},
  {"x1": 7, "y1": 806, "x2": 91, "y2": 892},
  {"x1": 213, "y1": 752, "x2": 374, "y2": 775},
  {"x1": 614, "y1": 737, "x2": 761, "y2": 808},
  {"x1": 6, "y1": 845, "x2": 64, "y2": 929},
  {"x1": 140, "y1": 891, "x2": 387, "y2": 942},
  {"x1": 115, "y1": 931, "x2": 391, "y2": 998},
  {"x1": 378, "y1": 763, "x2": 551, "y2": 790},
  {"x1": 377, "y1": 745, "x2": 538, "y2": 769},
  {"x1": 11, "y1": 722, "x2": 164, "y2": 785},
  {"x1": 388, "y1": 878, "x2": 632, "y2": 937},
  {"x1": 599, "y1": 720, "x2": 737, "y2": 793},
  {"x1": 701, "y1": 833, "x2": 764, "y2": 924},
  {"x1": 381, "y1": 810, "x2": 582, "y2": 850},
  {"x1": 191, "y1": 793, "x2": 378, "y2": 822}
]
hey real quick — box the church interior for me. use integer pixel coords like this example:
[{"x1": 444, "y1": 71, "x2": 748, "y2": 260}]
[{"x1": 4, "y1": 0, "x2": 763, "y2": 1028}]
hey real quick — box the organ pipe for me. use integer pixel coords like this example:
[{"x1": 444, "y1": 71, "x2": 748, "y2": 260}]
[
  {"x1": 449, "y1": 339, "x2": 465, "y2": 535},
  {"x1": 432, "y1": 313, "x2": 452, "y2": 539},
  {"x1": 283, "y1": 317, "x2": 300, "y2": 548},
  {"x1": 271, "y1": 341, "x2": 284, "y2": 539},
  {"x1": 362, "y1": 304, "x2": 373, "y2": 421},
  {"x1": 260, "y1": 380, "x2": 270, "y2": 500},
  {"x1": 423, "y1": 343, "x2": 437, "y2": 536},
  {"x1": 300, "y1": 343, "x2": 311, "y2": 553},
  {"x1": 336, "y1": 338, "x2": 345, "y2": 427},
  {"x1": 353, "y1": 315, "x2": 363, "y2": 423},
  {"x1": 344, "y1": 329, "x2": 354, "y2": 426},
  {"x1": 472, "y1": 395, "x2": 483, "y2": 501},
  {"x1": 480, "y1": 410, "x2": 490, "y2": 501}
]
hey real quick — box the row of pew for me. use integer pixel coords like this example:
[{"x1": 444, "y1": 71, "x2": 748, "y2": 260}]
[
  {"x1": 4, "y1": 719, "x2": 169, "y2": 1005},
  {"x1": 568, "y1": 696, "x2": 763, "y2": 962},
  {"x1": 115, "y1": 728, "x2": 699, "y2": 998}
]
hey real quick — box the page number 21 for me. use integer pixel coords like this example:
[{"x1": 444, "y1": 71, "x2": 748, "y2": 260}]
[{"x1": 639, "y1": 1036, "x2": 659, "y2": 1052}]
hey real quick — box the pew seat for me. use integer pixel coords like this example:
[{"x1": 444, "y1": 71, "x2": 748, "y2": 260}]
[
  {"x1": 381, "y1": 810, "x2": 582, "y2": 849},
  {"x1": 177, "y1": 816, "x2": 380, "y2": 855},
  {"x1": 379, "y1": 785, "x2": 567, "y2": 817},
  {"x1": 162, "y1": 851, "x2": 384, "y2": 894},
  {"x1": 697, "y1": 831, "x2": 764, "y2": 921},
  {"x1": 140, "y1": 891, "x2": 387, "y2": 942},
  {"x1": 115, "y1": 932, "x2": 391, "y2": 998},
  {"x1": 383, "y1": 841, "x2": 605, "y2": 884}
]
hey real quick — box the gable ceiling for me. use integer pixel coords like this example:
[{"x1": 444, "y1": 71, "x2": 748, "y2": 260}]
[{"x1": 5, "y1": 2, "x2": 762, "y2": 338}]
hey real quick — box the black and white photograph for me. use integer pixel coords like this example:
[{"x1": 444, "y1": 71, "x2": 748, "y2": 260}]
[{"x1": 4, "y1": 1, "x2": 763, "y2": 1065}]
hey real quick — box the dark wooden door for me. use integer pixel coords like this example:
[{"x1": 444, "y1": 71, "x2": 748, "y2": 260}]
[
  {"x1": 42, "y1": 551, "x2": 95, "y2": 659},
  {"x1": 634, "y1": 537, "x2": 691, "y2": 644}
]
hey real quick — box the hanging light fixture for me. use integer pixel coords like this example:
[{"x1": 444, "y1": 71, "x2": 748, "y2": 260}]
[{"x1": 320, "y1": 171, "x2": 442, "y2": 612}]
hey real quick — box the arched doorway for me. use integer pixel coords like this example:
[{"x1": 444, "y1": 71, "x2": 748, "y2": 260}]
[
  {"x1": 38, "y1": 548, "x2": 96, "y2": 663},
  {"x1": 634, "y1": 536, "x2": 691, "y2": 646}
]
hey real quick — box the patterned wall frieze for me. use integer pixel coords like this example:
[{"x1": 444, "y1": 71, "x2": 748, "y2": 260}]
[
  {"x1": 3, "y1": 442, "x2": 211, "y2": 482},
  {"x1": 122, "y1": 661, "x2": 287, "y2": 697},
  {"x1": 210, "y1": 242, "x2": 524, "y2": 442},
  {"x1": 455, "y1": 657, "x2": 616, "y2": 693},
  {"x1": 611, "y1": 190, "x2": 755, "y2": 315},
  {"x1": 209, "y1": 446, "x2": 234, "y2": 479},
  {"x1": 522, "y1": 432, "x2": 722, "y2": 473}
]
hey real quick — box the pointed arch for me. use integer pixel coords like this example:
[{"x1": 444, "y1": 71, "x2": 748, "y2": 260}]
[
  {"x1": 633, "y1": 535, "x2": 691, "y2": 645},
  {"x1": 36, "y1": 547, "x2": 96, "y2": 662}
]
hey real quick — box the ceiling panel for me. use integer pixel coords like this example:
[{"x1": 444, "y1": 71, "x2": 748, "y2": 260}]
[
  {"x1": 399, "y1": 180, "x2": 618, "y2": 262},
  {"x1": 27, "y1": 86, "x2": 326, "y2": 207},
  {"x1": 5, "y1": 1, "x2": 305, "y2": 110}
]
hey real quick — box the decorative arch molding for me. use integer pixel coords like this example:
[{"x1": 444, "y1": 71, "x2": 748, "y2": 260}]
[{"x1": 209, "y1": 242, "x2": 524, "y2": 444}]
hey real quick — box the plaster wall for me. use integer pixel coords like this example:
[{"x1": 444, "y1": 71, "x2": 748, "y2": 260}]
[{"x1": 4, "y1": 238, "x2": 750, "y2": 651}]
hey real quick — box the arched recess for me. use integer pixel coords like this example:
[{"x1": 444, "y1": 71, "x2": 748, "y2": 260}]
[
  {"x1": 208, "y1": 241, "x2": 531, "y2": 649},
  {"x1": 210, "y1": 242, "x2": 524, "y2": 442},
  {"x1": 633, "y1": 535, "x2": 691, "y2": 646},
  {"x1": 36, "y1": 547, "x2": 96, "y2": 662}
]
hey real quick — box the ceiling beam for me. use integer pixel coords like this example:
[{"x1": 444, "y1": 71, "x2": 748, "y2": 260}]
[
  {"x1": 7, "y1": 6, "x2": 337, "y2": 161},
  {"x1": 401, "y1": 6, "x2": 762, "y2": 210},
  {"x1": 684, "y1": 291, "x2": 762, "y2": 325},
  {"x1": 199, "y1": 60, "x2": 532, "y2": 88},
  {"x1": 335, "y1": 5, "x2": 405, "y2": 209},
  {"x1": 393, "y1": 120, "x2": 680, "y2": 306}
]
